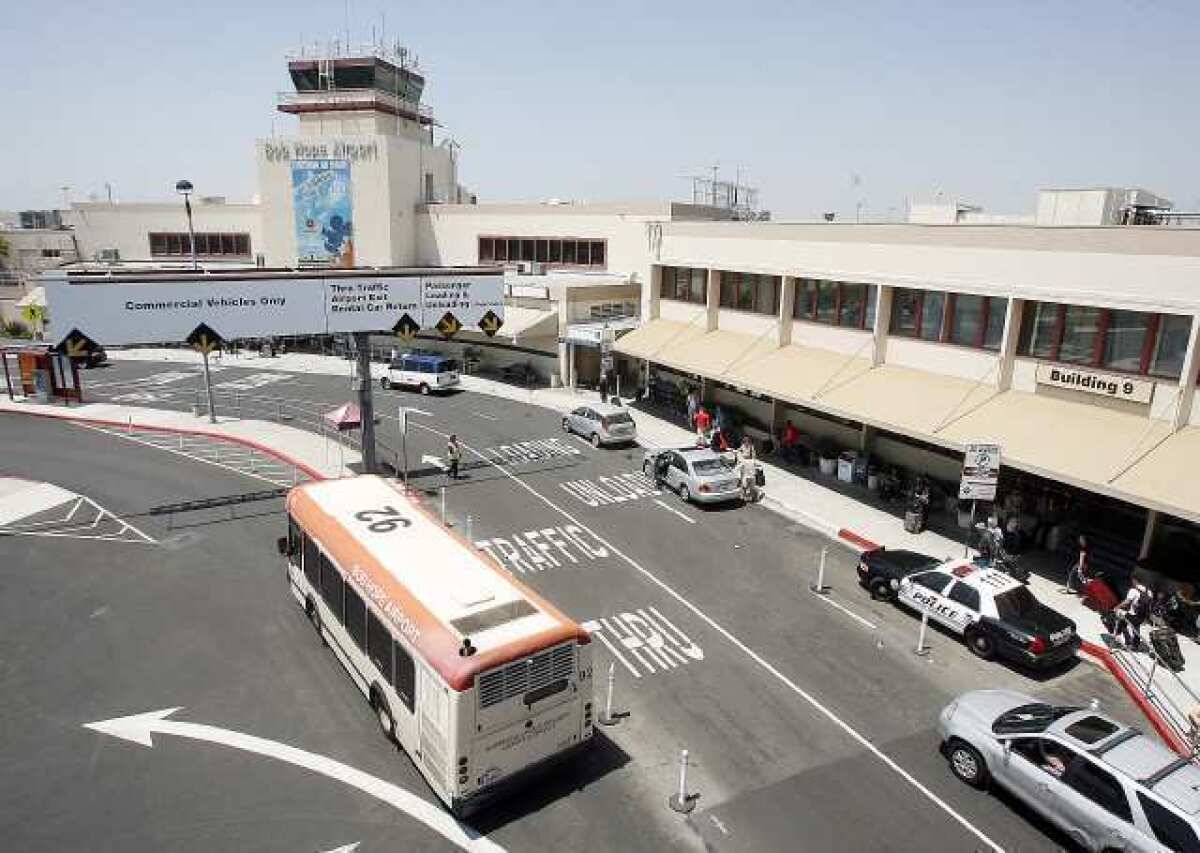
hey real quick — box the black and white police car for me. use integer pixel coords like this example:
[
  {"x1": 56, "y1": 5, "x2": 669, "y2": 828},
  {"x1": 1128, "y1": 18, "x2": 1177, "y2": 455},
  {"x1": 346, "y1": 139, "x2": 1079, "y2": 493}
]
[{"x1": 891, "y1": 559, "x2": 1080, "y2": 669}]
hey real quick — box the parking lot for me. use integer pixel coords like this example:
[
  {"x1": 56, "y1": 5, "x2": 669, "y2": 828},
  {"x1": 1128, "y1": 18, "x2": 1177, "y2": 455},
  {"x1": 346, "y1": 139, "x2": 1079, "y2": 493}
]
[{"x1": 0, "y1": 359, "x2": 1150, "y2": 852}]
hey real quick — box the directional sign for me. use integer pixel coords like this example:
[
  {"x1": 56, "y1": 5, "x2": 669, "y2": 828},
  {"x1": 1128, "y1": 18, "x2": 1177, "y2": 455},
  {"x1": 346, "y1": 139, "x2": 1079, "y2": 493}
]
[
  {"x1": 186, "y1": 322, "x2": 224, "y2": 356},
  {"x1": 959, "y1": 442, "x2": 1001, "y2": 501},
  {"x1": 83, "y1": 707, "x2": 504, "y2": 853},
  {"x1": 477, "y1": 310, "x2": 503, "y2": 338},
  {"x1": 392, "y1": 313, "x2": 420, "y2": 340},
  {"x1": 435, "y1": 312, "x2": 462, "y2": 339},
  {"x1": 54, "y1": 328, "x2": 99, "y2": 359}
]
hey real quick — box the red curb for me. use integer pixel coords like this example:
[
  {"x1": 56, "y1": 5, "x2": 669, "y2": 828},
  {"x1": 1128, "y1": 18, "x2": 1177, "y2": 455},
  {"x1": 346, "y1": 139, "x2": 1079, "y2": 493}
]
[
  {"x1": 838, "y1": 528, "x2": 879, "y2": 551},
  {"x1": 1078, "y1": 640, "x2": 1191, "y2": 756},
  {"x1": 1, "y1": 407, "x2": 327, "y2": 482}
]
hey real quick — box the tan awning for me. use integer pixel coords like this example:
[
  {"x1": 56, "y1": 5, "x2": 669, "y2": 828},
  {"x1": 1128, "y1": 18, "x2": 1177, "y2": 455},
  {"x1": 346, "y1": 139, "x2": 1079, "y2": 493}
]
[
  {"x1": 15, "y1": 286, "x2": 44, "y2": 308},
  {"x1": 613, "y1": 319, "x2": 706, "y2": 362},
  {"x1": 500, "y1": 306, "x2": 558, "y2": 343},
  {"x1": 1111, "y1": 428, "x2": 1200, "y2": 524},
  {"x1": 725, "y1": 342, "x2": 873, "y2": 403}
]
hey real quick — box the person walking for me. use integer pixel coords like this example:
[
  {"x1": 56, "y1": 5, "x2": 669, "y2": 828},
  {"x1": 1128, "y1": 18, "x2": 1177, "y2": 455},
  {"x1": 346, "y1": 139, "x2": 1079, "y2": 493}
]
[
  {"x1": 694, "y1": 407, "x2": 713, "y2": 445},
  {"x1": 686, "y1": 387, "x2": 699, "y2": 428},
  {"x1": 1066, "y1": 534, "x2": 1092, "y2": 594},
  {"x1": 598, "y1": 370, "x2": 609, "y2": 402},
  {"x1": 1115, "y1": 577, "x2": 1151, "y2": 650},
  {"x1": 446, "y1": 434, "x2": 463, "y2": 480},
  {"x1": 736, "y1": 436, "x2": 757, "y2": 501}
]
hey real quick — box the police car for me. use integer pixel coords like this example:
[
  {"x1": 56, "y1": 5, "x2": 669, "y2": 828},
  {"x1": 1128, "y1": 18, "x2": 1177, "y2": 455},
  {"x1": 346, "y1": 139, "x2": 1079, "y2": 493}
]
[{"x1": 893, "y1": 559, "x2": 1080, "y2": 669}]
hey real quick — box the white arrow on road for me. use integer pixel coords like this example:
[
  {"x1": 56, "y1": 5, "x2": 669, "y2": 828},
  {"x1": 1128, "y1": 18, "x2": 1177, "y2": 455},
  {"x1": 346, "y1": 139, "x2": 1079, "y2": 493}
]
[
  {"x1": 320, "y1": 844, "x2": 360, "y2": 853},
  {"x1": 421, "y1": 454, "x2": 449, "y2": 472},
  {"x1": 405, "y1": 407, "x2": 434, "y2": 417},
  {"x1": 84, "y1": 708, "x2": 504, "y2": 853}
]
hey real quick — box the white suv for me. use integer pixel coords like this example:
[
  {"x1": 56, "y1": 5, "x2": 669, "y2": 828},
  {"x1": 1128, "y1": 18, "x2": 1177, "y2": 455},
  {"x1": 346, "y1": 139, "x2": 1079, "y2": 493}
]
[{"x1": 939, "y1": 689, "x2": 1200, "y2": 852}]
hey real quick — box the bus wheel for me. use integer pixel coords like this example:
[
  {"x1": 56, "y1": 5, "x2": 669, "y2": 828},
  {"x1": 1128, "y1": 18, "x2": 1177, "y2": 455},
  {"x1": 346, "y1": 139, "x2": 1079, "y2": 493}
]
[
  {"x1": 380, "y1": 376, "x2": 392, "y2": 390},
  {"x1": 419, "y1": 383, "x2": 430, "y2": 395},
  {"x1": 306, "y1": 596, "x2": 325, "y2": 645},
  {"x1": 373, "y1": 689, "x2": 396, "y2": 743}
]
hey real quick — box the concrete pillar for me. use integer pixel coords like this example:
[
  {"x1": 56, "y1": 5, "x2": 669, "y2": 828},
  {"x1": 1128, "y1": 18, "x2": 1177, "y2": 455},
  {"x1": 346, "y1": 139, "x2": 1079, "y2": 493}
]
[
  {"x1": 558, "y1": 339, "x2": 570, "y2": 387},
  {"x1": 871, "y1": 285, "x2": 893, "y2": 367},
  {"x1": 569, "y1": 343, "x2": 577, "y2": 390},
  {"x1": 778, "y1": 275, "x2": 795, "y2": 347},
  {"x1": 1173, "y1": 313, "x2": 1200, "y2": 430},
  {"x1": 706, "y1": 269, "x2": 720, "y2": 332},
  {"x1": 997, "y1": 297, "x2": 1024, "y2": 392},
  {"x1": 1139, "y1": 509, "x2": 1159, "y2": 561},
  {"x1": 647, "y1": 264, "x2": 662, "y2": 321},
  {"x1": 352, "y1": 332, "x2": 376, "y2": 474},
  {"x1": 859, "y1": 424, "x2": 875, "y2": 454}
]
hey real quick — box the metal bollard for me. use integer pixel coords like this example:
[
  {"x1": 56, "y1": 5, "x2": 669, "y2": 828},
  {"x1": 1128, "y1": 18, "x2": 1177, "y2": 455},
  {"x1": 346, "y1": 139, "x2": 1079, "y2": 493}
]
[
  {"x1": 178, "y1": 433, "x2": 184, "y2": 450},
  {"x1": 466, "y1": 514, "x2": 473, "y2": 544},
  {"x1": 127, "y1": 416, "x2": 133, "y2": 434},
  {"x1": 668, "y1": 749, "x2": 696, "y2": 813},
  {"x1": 809, "y1": 546, "x2": 829, "y2": 595},
  {"x1": 915, "y1": 608, "x2": 931, "y2": 656},
  {"x1": 598, "y1": 662, "x2": 618, "y2": 726},
  {"x1": 441, "y1": 486, "x2": 447, "y2": 526}
]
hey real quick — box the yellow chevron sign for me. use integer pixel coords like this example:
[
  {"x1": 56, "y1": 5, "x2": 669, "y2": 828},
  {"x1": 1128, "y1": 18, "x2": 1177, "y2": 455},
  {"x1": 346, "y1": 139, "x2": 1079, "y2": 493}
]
[
  {"x1": 392, "y1": 313, "x2": 420, "y2": 341},
  {"x1": 185, "y1": 323, "x2": 224, "y2": 355},
  {"x1": 477, "y1": 310, "x2": 503, "y2": 337},
  {"x1": 55, "y1": 329, "x2": 98, "y2": 359},
  {"x1": 435, "y1": 312, "x2": 462, "y2": 338}
]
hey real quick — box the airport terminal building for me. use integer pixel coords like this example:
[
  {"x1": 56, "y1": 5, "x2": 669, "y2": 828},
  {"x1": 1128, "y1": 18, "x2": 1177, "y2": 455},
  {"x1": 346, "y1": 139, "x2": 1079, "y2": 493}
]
[{"x1": 16, "y1": 43, "x2": 1200, "y2": 575}]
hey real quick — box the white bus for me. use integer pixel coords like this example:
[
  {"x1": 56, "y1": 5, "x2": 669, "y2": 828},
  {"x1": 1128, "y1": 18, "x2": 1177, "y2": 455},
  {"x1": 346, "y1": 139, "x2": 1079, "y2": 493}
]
[{"x1": 280, "y1": 475, "x2": 595, "y2": 814}]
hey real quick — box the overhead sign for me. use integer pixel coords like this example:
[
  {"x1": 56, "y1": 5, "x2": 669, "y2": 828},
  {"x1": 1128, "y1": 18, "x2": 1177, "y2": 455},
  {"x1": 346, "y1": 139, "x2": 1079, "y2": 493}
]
[
  {"x1": 959, "y1": 442, "x2": 1001, "y2": 501},
  {"x1": 186, "y1": 323, "x2": 224, "y2": 355},
  {"x1": 43, "y1": 272, "x2": 503, "y2": 347},
  {"x1": 53, "y1": 328, "x2": 98, "y2": 359},
  {"x1": 1036, "y1": 363, "x2": 1154, "y2": 405}
]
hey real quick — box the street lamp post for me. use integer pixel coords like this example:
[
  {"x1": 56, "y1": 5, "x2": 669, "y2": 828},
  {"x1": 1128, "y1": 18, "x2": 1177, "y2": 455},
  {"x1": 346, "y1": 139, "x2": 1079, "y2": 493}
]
[{"x1": 175, "y1": 179, "x2": 198, "y2": 271}]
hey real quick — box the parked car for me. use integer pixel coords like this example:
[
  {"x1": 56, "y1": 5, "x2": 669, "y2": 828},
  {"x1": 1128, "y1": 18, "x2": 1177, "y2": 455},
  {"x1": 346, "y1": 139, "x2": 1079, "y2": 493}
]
[
  {"x1": 892, "y1": 558, "x2": 1080, "y2": 668},
  {"x1": 562, "y1": 403, "x2": 637, "y2": 447},
  {"x1": 642, "y1": 447, "x2": 741, "y2": 505},
  {"x1": 380, "y1": 353, "x2": 459, "y2": 395},
  {"x1": 856, "y1": 547, "x2": 942, "y2": 600},
  {"x1": 939, "y1": 688, "x2": 1200, "y2": 852}
]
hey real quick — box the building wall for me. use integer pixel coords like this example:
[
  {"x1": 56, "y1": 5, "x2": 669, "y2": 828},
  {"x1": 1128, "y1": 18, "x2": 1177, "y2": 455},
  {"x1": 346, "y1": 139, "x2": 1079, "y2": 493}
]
[
  {"x1": 885, "y1": 335, "x2": 1000, "y2": 382},
  {"x1": 68, "y1": 202, "x2": 262, "y2": 263},
  {"x1": 717, "y1": 307, "x2": 776, "y2": 337},
  {"x1": 791, "y1": 320, "x2": 873, "y2": 356}
]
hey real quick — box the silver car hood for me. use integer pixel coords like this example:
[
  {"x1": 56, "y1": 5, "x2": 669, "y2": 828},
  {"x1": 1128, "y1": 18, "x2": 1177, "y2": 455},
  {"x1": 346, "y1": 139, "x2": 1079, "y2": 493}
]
[{"x1": 952, "y1": 689, "x2": 1037, "y2": 726}]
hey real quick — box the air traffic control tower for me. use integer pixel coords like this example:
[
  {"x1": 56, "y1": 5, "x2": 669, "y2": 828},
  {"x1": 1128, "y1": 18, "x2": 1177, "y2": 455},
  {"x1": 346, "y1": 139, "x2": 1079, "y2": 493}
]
[{"x1": 256, "y1": 42, "x2": 470, "y2": 268}]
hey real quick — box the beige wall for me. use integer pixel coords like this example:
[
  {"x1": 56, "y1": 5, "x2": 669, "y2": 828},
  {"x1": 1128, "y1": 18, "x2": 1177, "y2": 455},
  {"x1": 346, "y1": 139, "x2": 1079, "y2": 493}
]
[
  {"x1": 885, "y1": 336, "x2": 1000, "y2": 383},
  {"x1": 68, "y1": 202, "x2": 262, "y2": 263}
]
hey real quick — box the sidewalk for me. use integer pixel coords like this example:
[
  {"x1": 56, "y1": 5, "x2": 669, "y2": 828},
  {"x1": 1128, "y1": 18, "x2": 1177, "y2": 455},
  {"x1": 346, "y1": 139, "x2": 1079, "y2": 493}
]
[{"x1": 57, "y1": 348, "x2": 1200, "y2": 749}]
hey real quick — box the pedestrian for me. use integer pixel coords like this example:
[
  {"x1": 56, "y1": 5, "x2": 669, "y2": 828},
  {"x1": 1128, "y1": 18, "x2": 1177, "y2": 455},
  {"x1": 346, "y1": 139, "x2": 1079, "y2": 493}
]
[
  {"x1": 694, "y1": 406, "x2": 713, "y2": 445},
  {"x1": 598, "y1": 370, "x2": 609, "y2": 402},
  {"x1": 446, "y1": 434, "x2": 463, "y2": 480},
  {"x1": 1066, "y1": 534, "x2": 1092, "y2": 594},
  {"x1": 686, "y1": 387, "x2": 699, "y2": 428},
  {"x1": 736, "y1": 436, "x2": 757, "y2": 500},
  {"x1": 780, "y1": 419, "x2": 802, "y2": 462},
  {"x1": 1115, "y1": 577, "x2": 1151, "y2": 649}
]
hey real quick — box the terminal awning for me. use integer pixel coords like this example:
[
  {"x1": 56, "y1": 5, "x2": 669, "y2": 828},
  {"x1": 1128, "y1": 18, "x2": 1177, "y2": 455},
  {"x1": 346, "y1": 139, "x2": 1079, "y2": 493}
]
[
  {"x1": 498, "y1": 306, "x2": 558, "y2": 343},
  {"x1": 1109, "y1": 428, "x2": 1200, "y2": 525},
  {"x1": 613, "y1": 319, "x2": 706, "y2": 363},
  {"x1": 725, "y1": 342, "x2": 873, "y2": 403}
]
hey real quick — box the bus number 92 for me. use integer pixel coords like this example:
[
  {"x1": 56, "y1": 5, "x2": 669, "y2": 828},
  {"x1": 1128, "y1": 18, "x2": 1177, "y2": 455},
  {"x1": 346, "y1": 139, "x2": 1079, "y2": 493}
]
[{"x1": 354, "y1": 506, "x2": 412, "y2": 534}]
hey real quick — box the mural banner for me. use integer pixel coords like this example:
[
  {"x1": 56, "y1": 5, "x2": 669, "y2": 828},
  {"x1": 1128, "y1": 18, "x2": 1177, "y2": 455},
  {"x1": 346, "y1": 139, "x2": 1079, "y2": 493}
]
[{"x1": 292, "y1": 159, "x2": 354, "y2": 267}]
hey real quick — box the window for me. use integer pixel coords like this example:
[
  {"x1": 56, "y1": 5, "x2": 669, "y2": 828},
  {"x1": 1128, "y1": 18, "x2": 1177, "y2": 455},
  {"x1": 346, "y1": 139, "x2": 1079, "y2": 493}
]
[
  {"x1": 920, "y1": 292, "x2": 945, "y2": 340},
  {"x1": 947, "y1": 583, "x2": 980, "y2": 612},
  {"x1": 493, "y1": 237, "x2": 507, "y2": 262},
  {"x1": 719, "y1": 271, "x2": 779, "y2": 315},
  {"x1": 40, "y1": 248, "x2": 62, "y2": 258},
  {"x1": 548, "y1": 239, "x2": 562, "y2": 263},
  {"x1": 478, "y1": 237, "x2": 494, "y2": 263},
  {"x1": 950, "y1": 295, "x2": 984, "y2": 347},
  {"x1": 840, "y1": 284, "x2": 867, "y2": 328},
  {"x1": 367, "y1": 609, "x2": 392, "y2": 684},
  {"x1": 792, "y1": 279, "x2": 876, "y2": 329},
  {"x1": 891, "y1": 288, "x2": 921, "y2": 335},
  {"x1": 303, "y1": 535, "x2": 320, "y2": 587},
  {"x1": 1063, "y1": 716, "x2": 1119, "y2": 745},
  {"x1": 591, "y1": 241, "x2": 605, "y2": 266},
  {"x1": 535, "y1": 239, "x2": 548, "y2": 263},
  {"x1": 1138, "y1": 793, "x2": 1200, "y2": 852},
  {"x1": 475, "y1": 236, "x2": 607, "y2": 268},
  {"x1": 984, "y1": 299, "x2": 1006, "y2": 349},
  {"x1": 1063, "y1": 758, "x2": 1132, "y2": 822},
  {"x1": 1059, "y1": 305, "x2": 1103, "y2": 364},
  {"x1": 793, "y1": 279, "x2": 816, "y2": 320},
  {"x1": 1151, "y1": 314, "x2": 1191, "y2": 379},
  {"x1": 1019, "y1": 301, "x2": 1189, "y2": 379},
  {"x1": 394, "y1": 640, "x2": 416, "y2": 712},
  {"x1": 320, "y1": 554, "x2": 343, "y2": 621},
  {"x1": 1103, "y1": 310, "x2": 1150, "y2": 372},
  {"x1": 913, "y1": 571, "x2": 952, "y2": 594},
  {"x1": 343, "y1": 583, "x2": 367, "y2": 651},
  {"x1": 816, "y1": 280, "x2": 838, "y2": 323},
  {"x1": 287, "y1": 517, "x2": 301, "y2": 556},
  {"x1": 148, "y1": 232, "x2": 251, "y2": 257},
  {"x1": 661, "y1": 266, "x2": 707, "y2": 305}
]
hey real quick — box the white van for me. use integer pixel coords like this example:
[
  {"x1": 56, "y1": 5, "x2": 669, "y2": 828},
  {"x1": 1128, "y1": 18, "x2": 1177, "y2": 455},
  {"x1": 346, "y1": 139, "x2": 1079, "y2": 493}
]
[{"x1": 380, "y1": 353, "x2": 460, "y2": 395}]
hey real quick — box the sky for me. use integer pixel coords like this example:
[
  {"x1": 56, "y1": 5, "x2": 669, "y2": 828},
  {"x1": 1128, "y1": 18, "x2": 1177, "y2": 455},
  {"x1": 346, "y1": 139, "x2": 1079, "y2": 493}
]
[{"x1": 3, "y1": 0, "x2": 1199, "y2": 220}]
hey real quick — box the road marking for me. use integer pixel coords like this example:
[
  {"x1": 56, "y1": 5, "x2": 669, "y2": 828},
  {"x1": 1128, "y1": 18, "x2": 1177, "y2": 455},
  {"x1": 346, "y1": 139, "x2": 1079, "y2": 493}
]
[
  {"x1": 84, "y1": 708, "x2": 504, "y2": 853},
  {"x1": 811, "y1": 592, "x2": 878, "y2": 630},
  {"x1": 0, "y1": 479, "x2": 156, "y2": 544},
  {"x1": 480, "y1": 437, "x2": 581, "y2": 466},
  {"x1": 319, "y1": 844, "x2": 360, "y2": 853},
  {"x1": 408, "y1": 420, "x2": 1005, "y2": 853},
  {"x1": 581, "y1": 607, "x2": 704, "y2": 678},
  {"x1": 652, "y1": 498, "x2": 696, "y2": 524},
  {"x1": 476, "y1": 524, "x2": 609, "y2": 574},
  {"x1": 559, "y1": 471, "x2": 662, "y2": 507},
  {"x1": 470, "y1": 411, "x2": 499, "y2": 421},
  {"x1": 421, "y1": 453, "x2": 449, "y2": 472},
  {"x1": 215, "y1": 372, "x2": 290, "y2": 391}
]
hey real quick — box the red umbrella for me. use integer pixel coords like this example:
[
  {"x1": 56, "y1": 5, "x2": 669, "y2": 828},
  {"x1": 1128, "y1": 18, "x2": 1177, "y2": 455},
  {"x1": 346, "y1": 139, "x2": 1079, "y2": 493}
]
[{"x1": 323, "y1": 402, "x2": 362, "y2": 432}]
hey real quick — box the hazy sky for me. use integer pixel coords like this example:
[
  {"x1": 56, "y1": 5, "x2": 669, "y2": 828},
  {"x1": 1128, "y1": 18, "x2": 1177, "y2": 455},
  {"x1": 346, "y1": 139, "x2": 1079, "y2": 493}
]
[{"x1": 4, "y1": 1, "x2": 1198, "y2": 219}]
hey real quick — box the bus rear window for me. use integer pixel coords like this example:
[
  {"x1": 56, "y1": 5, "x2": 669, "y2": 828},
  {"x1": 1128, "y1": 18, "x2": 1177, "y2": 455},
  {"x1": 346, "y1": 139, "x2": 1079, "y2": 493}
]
[{"x1": 452, "y1": 600, "x2": 536, "y2": 636}]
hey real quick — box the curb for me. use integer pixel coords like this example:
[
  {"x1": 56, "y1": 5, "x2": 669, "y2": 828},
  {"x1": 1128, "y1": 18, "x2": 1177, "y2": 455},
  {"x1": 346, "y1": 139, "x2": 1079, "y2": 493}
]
[
  {"x1": 0, "y1": 406, "x2": 327, "y2": 482},
  {"x1": 838, "y1": 529, "x2": 879, "y2": 551}
]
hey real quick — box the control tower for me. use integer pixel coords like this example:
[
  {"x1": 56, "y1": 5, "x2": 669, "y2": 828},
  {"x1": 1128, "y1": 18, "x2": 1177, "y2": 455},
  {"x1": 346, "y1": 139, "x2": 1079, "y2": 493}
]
[{"x1": 256, "y1": 41, "x2": 469, "y2": 268}]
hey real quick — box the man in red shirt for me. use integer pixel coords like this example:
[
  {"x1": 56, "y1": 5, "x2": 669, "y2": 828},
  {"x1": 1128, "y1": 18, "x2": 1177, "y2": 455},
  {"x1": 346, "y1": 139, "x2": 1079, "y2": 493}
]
[{"x1": 694, "y1": 407, "x2": 713, "y2": 444}]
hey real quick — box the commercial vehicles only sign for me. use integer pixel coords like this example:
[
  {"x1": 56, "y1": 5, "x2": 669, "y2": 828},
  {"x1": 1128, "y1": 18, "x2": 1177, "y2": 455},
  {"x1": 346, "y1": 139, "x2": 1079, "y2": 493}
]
[
  {"x1": 43, "y1": 270, "x2": 503, "y2": 346},
  {"x1": 959, "y1": 442, "x2": 1001, "y2": 501}
]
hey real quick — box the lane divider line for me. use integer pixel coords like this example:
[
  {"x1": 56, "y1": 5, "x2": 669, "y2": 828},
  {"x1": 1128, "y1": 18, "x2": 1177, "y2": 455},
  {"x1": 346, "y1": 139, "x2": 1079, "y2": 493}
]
[
  {"x1": 651, "y1": 498, "x2": 697, "y2": 525},
  {"x1": 405, "y1": 420, "x2": 1006, "y2": 853},
  {"x1": 811, "y1": 591, "x2": 878, "y2": 631}
]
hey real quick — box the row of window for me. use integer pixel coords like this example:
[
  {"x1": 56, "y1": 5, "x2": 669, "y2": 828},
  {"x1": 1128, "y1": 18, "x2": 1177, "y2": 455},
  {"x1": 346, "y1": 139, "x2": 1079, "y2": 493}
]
[
  {"x1": 478, "y1": 236, "x2": 606, "y2": 268},
  {"x1": 1019, "y1": 301, "x2": 1190, "y2": 379},
  {"x1": 793, "y1": 279, "x2": 879, "y2": 330},
  {"x1": 891, "y1": 289, "x2": 1008, "y2": 350},
  {"x1": 292, "y1": 519, "x2": 416, "y2": 711},
  {"x1": 719, "y1": 271, "x2": 781, "y2": 315},
  {"x1": 660, "y1": 266, "x2": 707, "y2": 305},
  {"x1": 149, "y1": 232, "x2": 252, "y2": 257}
]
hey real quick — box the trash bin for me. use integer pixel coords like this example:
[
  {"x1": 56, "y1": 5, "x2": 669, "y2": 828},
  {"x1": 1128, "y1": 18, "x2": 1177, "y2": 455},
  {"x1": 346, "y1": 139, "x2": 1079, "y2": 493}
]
[
  {"x1": 837, "y1": 451, "x2": 856, "y2": 483},
  {"x1": 904, "y1": 508, "x2": 925, "y2": 534}
]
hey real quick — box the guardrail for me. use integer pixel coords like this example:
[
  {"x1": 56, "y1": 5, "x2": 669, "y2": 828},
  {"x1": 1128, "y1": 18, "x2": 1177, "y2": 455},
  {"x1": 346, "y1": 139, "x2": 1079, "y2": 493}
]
[{"x1": 1109, "y1": 642, "x2": 1200, "y2": 755}]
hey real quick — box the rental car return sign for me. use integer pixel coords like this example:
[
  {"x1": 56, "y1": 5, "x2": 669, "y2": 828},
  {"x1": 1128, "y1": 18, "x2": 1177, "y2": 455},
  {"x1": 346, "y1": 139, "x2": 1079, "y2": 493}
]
[{"x1": 42, "y1": 267, "x2": 505, "y2": 347}]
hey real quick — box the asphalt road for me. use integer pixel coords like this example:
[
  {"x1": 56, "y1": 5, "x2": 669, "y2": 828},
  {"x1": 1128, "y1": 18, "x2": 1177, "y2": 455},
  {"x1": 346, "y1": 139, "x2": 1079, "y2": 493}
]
[{"x1": 0, "y1": 358, "x2": 1152, "y2": 852}]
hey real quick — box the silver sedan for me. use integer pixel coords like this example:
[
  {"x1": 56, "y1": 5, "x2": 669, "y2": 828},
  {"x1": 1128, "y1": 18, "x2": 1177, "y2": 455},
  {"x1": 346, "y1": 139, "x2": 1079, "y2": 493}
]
[
  {"x1": 642, "y1": 447, "x2": 742, "y2": 504},
  {"x1": 562, "y1": 403, "x2": 637, "y2": 447}
]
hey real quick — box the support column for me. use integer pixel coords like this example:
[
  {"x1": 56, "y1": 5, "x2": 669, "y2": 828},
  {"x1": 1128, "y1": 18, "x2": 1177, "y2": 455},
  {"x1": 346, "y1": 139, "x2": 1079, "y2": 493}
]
[
  {"x1": 647, "y1": 264, "x2": 662, "y2": 321},
  {"x1": 569, "y1": 343, "x2": 577, "y2": 390},
  {"x1": 705, "y1": 269, "x2": 720, "y2": 332},
  {"x1": 778, "y1": 275, "x2": 795, "y2": 347},
  {"x1": 871, "y1": 285, "x2": 893, "y2": 367},
  {"x1": 997, "y1": 297, "x2": 1025, "y2": 392},
  {"x1": 1140, "y1": 510, "x2": 1160, "y2": 561},
  {"x1": 859, "y1": 424, "x2": 875, "y2": 454},
  {"x1": 558, "y1": 339, "x2": 570, "y2": 388},
  {"x1": 353, "y1": 332, "x2": 377, "y2": 474},
  {"x1": 1173, "y1": 313, "x2": 1200, "y2": 430}
]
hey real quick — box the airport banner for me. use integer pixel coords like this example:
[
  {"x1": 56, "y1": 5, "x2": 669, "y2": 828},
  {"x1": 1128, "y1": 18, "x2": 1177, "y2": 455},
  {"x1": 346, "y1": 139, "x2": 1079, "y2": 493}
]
[
  {"x1": 292, "y1": 159, "x2": 354, "y2": 267},
  {"x1": 44, "y1": 273, "x2": 503, "y2": 346}
]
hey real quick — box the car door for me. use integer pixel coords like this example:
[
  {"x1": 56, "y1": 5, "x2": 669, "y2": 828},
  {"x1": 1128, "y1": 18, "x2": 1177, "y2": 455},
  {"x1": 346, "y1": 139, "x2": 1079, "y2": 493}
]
[
  {"x1": 992, "y1": 737, "x2": 1071, "y2": 827},
  {"x1": 1057, "y1": 753, "x2": 1138, "y2": 852},
  {"x1": 897, "y1": 570, "x2": 954, "y2": 622},
  {"x1": 668, "y1": 453, "x2": 688, "y2": 491},
  {"x1": 568, "y1": 407, "x2": 587, "y2": 434},
  {"x1": 942, "y1": 579, "x2": 983, "y2": 634}
]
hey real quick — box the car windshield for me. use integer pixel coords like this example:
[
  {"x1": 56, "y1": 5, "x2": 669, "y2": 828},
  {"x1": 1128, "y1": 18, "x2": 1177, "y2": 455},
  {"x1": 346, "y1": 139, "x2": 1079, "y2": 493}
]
[
  {"x1": 889, "y1": 552, "x2": 940, "y2": 570},
  {"x1": 602, "y1": 413, "x2": 633, "y2": 427},
  {"x1": 691, "y1": 459, "x2": 726, "y2": 475},
  {"x1": 992, "y1": 703, "x2": 1081, "y2": 735},
  {"x1": 994, "y1": 586, "x2": 1039, "y2": 621},
  {"x1": 436, "y1": 359, "x2": 459, "y2": 372}
]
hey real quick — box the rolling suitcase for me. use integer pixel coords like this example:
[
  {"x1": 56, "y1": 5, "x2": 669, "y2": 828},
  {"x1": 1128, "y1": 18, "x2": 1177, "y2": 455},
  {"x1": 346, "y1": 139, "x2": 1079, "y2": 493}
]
[{"x1": 1150, "y1": 627, "x2": 1186, "y2": 672}]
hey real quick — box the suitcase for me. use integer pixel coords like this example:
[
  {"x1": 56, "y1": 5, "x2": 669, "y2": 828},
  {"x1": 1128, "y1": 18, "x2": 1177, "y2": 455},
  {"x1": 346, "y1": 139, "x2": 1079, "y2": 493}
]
[
  {"x1": 1150, "y1": 627, "x2": 1186, "y2": 672},
  {"x1": 1100, "y1": 609, "x2": 1120, "y2": 635},
  {"x1": 1083, "y1": 578, "x2": 1120, "y2": 613},
  {"x1": 755, "y1": 466, "x2": 766, "y2": 487}
]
